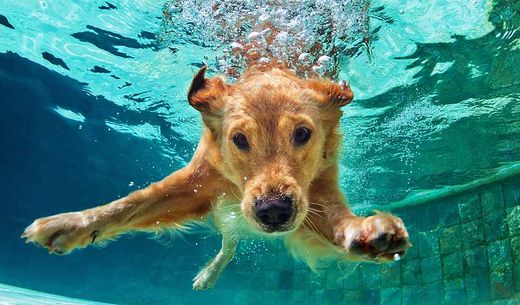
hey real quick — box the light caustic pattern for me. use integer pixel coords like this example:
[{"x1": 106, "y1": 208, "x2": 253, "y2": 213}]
[{"x1": 160, "y1": 0, "x2": 370, "y2": 79}]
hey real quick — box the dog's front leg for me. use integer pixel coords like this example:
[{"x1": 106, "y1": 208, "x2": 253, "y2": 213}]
[
  {"x1": 22, "y1": 158, "x2": 229, "y2": 255},
  {"x1": 192, "y1": 236, "x2": 237, "y2": 290},
  {"x1": 305, "y1": 173, "x2": 412, "y2": 262}
]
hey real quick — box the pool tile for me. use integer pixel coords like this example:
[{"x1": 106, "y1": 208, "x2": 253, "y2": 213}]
[
  {"x1": 458, "y1": 193, "x2": 482, "y2": 223},
  {"x1": 488, "y1": 240, "x2": 514, "y2": 299},
  {"x1": 514, "y1": 262, "x2": 520, "y2": 292},
  {"x1": 423, "y1": 281, "x2": 443, "y2": 305},
  {"x1": 322, "y1": 289, "x2": 344, "y2": 305},
  {"x1": 502, "y1": 179, "x2": 520, "y2": 208},
  {"x1": 291, "y1": 269, "x2": 310, "y2": 290},
  {"x1": 308, "y1": 289, "x2": 325, "y2": 305},
  {"x1": 402, "y1": 285, "x2": 424, "y2": 305},
  {"x1": 506, "y1": 206, "x2": 520, "y2": 236},
  {"x1": 286, "y1": 290, "x2": 308, "y2": 305},
  {"x1": 421, "y1": 256, "x2": 442, "y2": 283},
  {"x1": 490, "y1": 267, "x2": 514, "y2": 299},
  {"x1": 484, "y1": 211, "x2": 509, "y2": 242},
  {"x1": 438, "y1": 199, "x2": 461, "y2": 227},
  {"x1": 465, "y1": 275, "x2": 491, "y2": 304},
  {"x1": 343, "y1": 267, "x2": 363, "y2": 290},
  {"x1": 417, "y1": 230, "x2": 440, "y2": 257},
  {"x1": 277, "y1": 270, "x2": 293, "y2": 290},
  {"x1": 510, "y1": 236, "x2": 520, "y2": 292},
  {"x1": 362, "y1": 289, "x2": 380, "y2": 305},
  {"x1": 481, "y1": 185, "x2": 505, "y2": 215},
  {"x1": 442, "y1": 251, "x2": 464, "y2": 279},
  {"x1": 326, "y1": 269, "x2": 344, "y2": 289},
  {"x1": 380, "y1": 262, "x2": 401, "y2": 287},
  {"x1": 487, "y1": 239, "x2": 512, "y2": 272},
  {"x1": 465, "y1": 245, "x2": 489, "y2": 276},
  {"x1": 380, "y1": 288, "x2": 401, "y2": 305},
  {"x1": 402, "y1": 259, "x2": 422, "y2": 285},
  {"x1": 360, "y1": 263, "x2": 381, "y2": 288},
  {"x1": 461, "y1": 219, "x2": 486, "y2": 248},
  {"x1": 444, "y1": 278, "x2": 466, "y2": 305},
  {"x1": 343, "y1": 290, "x2": 363, "y2": 305},
  {"x1": 440, "y1": 225, "x2": 463, "y2": 254},
  {"x1": 492, "y1": 299, "x2": 520, "y2": 305},
  {"x1": 308, "y1": 271, "x2": 327, "y2": 289},
  {"x1": 277, "y1": 253, "x2": 294, "y2": 271}
]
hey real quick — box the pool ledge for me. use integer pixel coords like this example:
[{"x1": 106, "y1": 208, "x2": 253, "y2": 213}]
[{"x1": 384, "y1": 162, "x2": 520, "y2": 211}]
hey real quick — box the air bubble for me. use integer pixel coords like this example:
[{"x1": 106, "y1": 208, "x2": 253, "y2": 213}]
[
  {"x1": 247, "y1": 31, "x2": 261, "y2": 40},
  {"x1": 275, "y1": 31, "x2": 289, "y2": 43},
  {"x1": 230, "y1": 42, "x2": 244, "y2": 50},
  {"x1": 312, "y1": 64, "x2": 326, "y2": 74},
  {"x1": 317, "y1": 55, "x2": 332, "y2": 65},
  {"x1": 298, "y1": 53, "x2": 311, "y2": 64}
]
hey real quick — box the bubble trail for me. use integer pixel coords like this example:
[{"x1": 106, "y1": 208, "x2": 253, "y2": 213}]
[{"x1": 160, "y1": 0, "x2": 371, "y2": 79}]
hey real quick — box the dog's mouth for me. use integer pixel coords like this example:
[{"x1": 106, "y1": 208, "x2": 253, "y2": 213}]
[{"x1": 255, "y1": 213, "x2": 298, "y2": 234}]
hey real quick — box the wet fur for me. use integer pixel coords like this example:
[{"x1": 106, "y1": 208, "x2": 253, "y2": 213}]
[{"x1": 22, "y1": 65, "x2": 410, "y2": 290}]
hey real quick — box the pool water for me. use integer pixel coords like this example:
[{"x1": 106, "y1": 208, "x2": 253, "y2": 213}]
[{"x1": 0, "y1": 0, "x2": 519, "y2": 304}]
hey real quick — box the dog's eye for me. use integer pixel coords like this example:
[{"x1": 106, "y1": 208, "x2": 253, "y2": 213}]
[
  {"x1": 293, "y1": 127, "x2": 312, "y2": 147},
  {"x1": 232, "y1": 133, "x2": 250, "y2": 151}
]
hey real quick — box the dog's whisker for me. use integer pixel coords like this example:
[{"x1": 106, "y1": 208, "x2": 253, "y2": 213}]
[
  {"x1": 229, "y1": 188, "x2": 242, "y2": 202},
  {"x1": 309, "y1": 202, "x2": 329, "y2": 209},
  {"x1": 304, "y1": 217, "x2": 327, "y2": 241},
  {"x1": 307, "y1": 205, "x2": 326, "y2": 213},
  {"x1": 306, "y1": 207, "x2": 326, "y2": 216},
  {"x1": 307, "y1": 205, "x2": 329, "y2": 217},
  {"x1": 306, "y1": 210, "x2": 326, "y2": 221}
]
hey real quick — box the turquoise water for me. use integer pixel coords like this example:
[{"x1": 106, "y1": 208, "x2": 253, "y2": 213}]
[{"x1": 0, "y1": 0, "x2": 519, "y2": 304}]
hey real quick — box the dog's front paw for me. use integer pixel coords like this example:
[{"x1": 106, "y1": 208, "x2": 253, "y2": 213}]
[
  {"x1": 22, "y1": 212, "x2": 95, "y2": 255},
  {"x1": 335, "y1": 211, "x2": 411, "y2": 262}
]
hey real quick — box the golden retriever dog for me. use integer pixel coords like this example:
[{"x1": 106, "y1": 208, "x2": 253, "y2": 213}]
[{"x1": 22, "y1": 64, "x2": 411, "y2": 290}]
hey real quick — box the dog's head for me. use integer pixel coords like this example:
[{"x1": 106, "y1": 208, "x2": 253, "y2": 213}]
[{"x1": 188, "y1": 66, "x2": 353, "y2": 234}]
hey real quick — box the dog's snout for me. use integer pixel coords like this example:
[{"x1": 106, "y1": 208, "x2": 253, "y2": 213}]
[{"x1": 254, "y1": 196, "x2": 294, "y2": 230}]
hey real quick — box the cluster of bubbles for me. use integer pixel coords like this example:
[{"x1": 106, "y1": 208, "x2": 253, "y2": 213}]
[{"x1": 160, "y1": 0, "x2": 370, "y2": 79}]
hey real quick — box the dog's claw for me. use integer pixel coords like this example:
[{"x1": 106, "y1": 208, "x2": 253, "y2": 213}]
[{"x1": 90, "y1": 230, "x2": 99, "y2": 244}]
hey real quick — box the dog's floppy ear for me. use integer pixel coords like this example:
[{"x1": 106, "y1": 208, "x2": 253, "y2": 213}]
[
  {"x1": 306, "y1": 79, "x2": 354, "y2": 108},
  {"x1": 188, "y1": 66, "x2": 227, "y2": 115}
]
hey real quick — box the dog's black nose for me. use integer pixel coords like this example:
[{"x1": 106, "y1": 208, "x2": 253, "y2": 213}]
[{"x1": 254, "y1": 196, "x2": 294, "y2": 230}]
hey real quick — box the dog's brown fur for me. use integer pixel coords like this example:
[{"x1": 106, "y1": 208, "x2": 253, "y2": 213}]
[{"x1": 22, "y1": 65, "x2": 410, "y2": 290}]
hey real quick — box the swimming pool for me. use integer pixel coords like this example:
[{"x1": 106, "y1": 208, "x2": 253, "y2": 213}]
[{"x1": 0, "y1": 0, "x2": 519, "y2": 304}]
